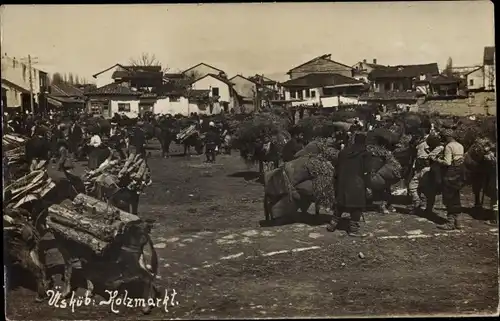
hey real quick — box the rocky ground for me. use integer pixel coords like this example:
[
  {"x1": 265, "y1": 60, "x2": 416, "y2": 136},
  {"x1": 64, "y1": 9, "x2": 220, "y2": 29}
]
[{"x1": 5, "y1": 142, "x2": 499, "y2": 319}]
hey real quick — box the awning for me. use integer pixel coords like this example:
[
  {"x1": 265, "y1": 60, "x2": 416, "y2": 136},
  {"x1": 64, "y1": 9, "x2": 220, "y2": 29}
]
[
  {"x1": 323, "y1": 83, "x2": 365, "y2": 89},
  {"x1": 46, "y1": 96, "x2": 63, "y2": 108}
]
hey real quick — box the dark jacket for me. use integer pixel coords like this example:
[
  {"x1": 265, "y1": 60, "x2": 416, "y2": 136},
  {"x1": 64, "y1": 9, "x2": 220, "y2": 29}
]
[
  {"x1": 281, "y1": 138, "x2": 303, "y2": 162},
  {"x1": 26, "y1": 136, "x2": 51, "y2": 162},
  {"x1": 69, "y1": 124, "x2": 83, "y2": 143},
  {"x1": 205, "y1": 128, "x2": 220, "y2": 147},
  {"x1": 335, "y1": 142, "x2": 372, "y2": 208}
]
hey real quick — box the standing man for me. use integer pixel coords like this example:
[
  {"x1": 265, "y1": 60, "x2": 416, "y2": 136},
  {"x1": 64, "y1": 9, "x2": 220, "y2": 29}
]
[
  {"x1": 204, "y1": 121, "x2": 220, "y2": 163},
  {"x1": 69, "y1": 119, "x2": 84, "y2": 160},
  {"x1": 327, "y1": 132, "x2": 372, "y2": 237},
  {"x1": 25, "y1": 126, "x2": 51, "y2": 171},
  {"x1": 435, "y1": 129, "x2": 466, "y2": 230},
  {"x1": 130, "y1": 121, "x2": 147, "y2": 158}
]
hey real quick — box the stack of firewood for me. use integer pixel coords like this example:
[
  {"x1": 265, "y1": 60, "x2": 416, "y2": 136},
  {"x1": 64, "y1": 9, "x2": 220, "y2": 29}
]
[
  {"x1": 83, "y1": 153, "x2": 152, "y2": 195},
  {"x1": 176, "y1": 124, "x2": 198, "y2": 142},
  {"x1": 3, "y1": 170, "x2": 56, "y2": 209},
  {"x1": 46, "y1": 193, "x2": 144, "y2": 255}
]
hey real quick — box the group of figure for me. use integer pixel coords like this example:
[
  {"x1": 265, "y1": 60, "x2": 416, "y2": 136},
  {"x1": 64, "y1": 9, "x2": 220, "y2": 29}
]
[{"x1": 278, "y1": 112, "x2": 497, "y2": 237}]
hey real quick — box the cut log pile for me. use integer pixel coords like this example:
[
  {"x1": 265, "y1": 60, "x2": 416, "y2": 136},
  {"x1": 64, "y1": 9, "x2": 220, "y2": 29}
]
[
  {"x1": 176, "y1": 124, "x2": 198, "y2": 142},
  {"x1": 4, "y1": 170, "x2": 57, "y2": 210},
  {"x1": 83, "y1": 152, "x2": 152, "y2": 194},
  {"x1": 46, "y1": 193, "x2": 142, "y2": 255}
]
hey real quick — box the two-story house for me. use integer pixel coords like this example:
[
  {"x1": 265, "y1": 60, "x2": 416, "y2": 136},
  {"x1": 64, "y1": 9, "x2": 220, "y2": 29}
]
[
  {"x1": 368, "y1": 63, "x2": 440, "y2": 94},
  {"x1": 181, "y1": 62, "x2": 226, "y2": 80},
  {"x1": 286, "y1": 54, "x2": 353, "y2": 80},
  {"x1": 248, "y1": 74, "x2": 285, "y2": 101},
  {"x1": 281, "y1": 73, "x2": 365, "y2": 106},
  {"x1": 1, "y1": 54, "x2": 48, "y2": 112},
  {"x1": 189, "y1": 73, "x2": 238, "y2": 113}
]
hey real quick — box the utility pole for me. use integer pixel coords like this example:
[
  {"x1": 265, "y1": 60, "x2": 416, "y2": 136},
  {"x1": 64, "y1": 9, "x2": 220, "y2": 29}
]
[
  {"x1": 20, "y1": 55, "x2": 39, "y2": 114},
  {"x1": 28, "y1": 55, "x2": 34, "y2": 114}
]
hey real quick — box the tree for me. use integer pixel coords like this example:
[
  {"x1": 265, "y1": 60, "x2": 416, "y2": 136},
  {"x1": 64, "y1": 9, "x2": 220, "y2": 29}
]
[
  {"x1": 129, "y1": 52, "x2": 169, "y2": 72},
  {"x1": 68, "y1": 73, "x2": 75, "y2": 85},
  {"x1": 52, "y1": 72, "x2": 64, "y2": 85},
  {"x1": 74, "y1": 75, "x2": 80, "y2": 85},
  {"x1": 444, "y1": 57, "x2": 453, "y2": 77},
  {"x1": 184, "y1": 70, "x2": 203, "y2": 83}
]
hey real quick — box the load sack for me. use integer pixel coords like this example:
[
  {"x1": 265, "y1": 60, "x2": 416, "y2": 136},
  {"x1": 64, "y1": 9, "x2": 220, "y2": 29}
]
[
  {"x1": 46, "y1": 193, "x2": 141, "y2": 256},
  {"x1": 264, "y1": 155, "x2": 335, "y2": 219},
  {"x1": 367, "y1": 144, "x2": 403, "y2": 190}
]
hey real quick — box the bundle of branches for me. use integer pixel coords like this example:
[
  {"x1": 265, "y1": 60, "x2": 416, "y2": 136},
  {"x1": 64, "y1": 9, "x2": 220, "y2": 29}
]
[
  {"x1": 83, "y1": 153, "x2": 152, "y2": 195},
  {"x1": 295, "y1": 116, "x2": 338, "y2": 142},
  {"x1": 4, "y1": 170, "x2": 57, "y2": 210},
  {"x1": 46, "y1": 194, "x2": 143, "y2": 255},
  {"x1": 329, "y1": 110, "x2": 363, "y2": 123},
  {"x1": 367, "y1": 144, "x2": 403, "y2": 189},
  {"x1": 301, "y1": 138, "x2": 340, "y2": 165},
  {"x1": 232, "y1": 112, "x2": 290, "y2": 153},
  {"x1": 305, "y1": 155, "x2": 336, "y2": 209}
]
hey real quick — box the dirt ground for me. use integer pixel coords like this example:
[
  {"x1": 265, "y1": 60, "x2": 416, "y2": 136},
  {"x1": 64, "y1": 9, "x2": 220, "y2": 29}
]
[{"x1": 5, "y1": 141, "x2": 499, "y2": 319}]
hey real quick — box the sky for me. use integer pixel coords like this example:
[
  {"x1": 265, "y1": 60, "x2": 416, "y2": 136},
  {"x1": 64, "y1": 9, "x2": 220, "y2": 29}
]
[{"x1": 0, "y1": 2, "x2": 495, "y2": 83}]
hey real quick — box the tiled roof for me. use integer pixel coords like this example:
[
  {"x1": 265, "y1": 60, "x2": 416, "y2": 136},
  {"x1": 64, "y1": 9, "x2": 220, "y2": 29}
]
[
  {"x1": 50, "y1": 83, "x2": 84, "y2": 97},
  {"x1": 190, "y1": 73, "x2": 235, "y2": 87},
  {"x1": 164, "y1": 73, "x2": 185, "y2": 79},
  {"x1": 369, "y1": 63, "x2": 439, "y2": 79},
  {"x1": 112, "y1": 70, "x2": 162, "y2": 79},
  {"x1": 182, "y1": 62, "x2": 224, "y2": 75},
  {"x1": 281, "y1": 73, "x2": 362, "y2": 88},
  {"x1": 248, "y1": 74, "x2": 277, "y2": 85},
  {"x1": 85, "y1": 82, "x2": 141, "y2": 96},
  {"x1": 429, "y1": 75, "x2": 461, "y2": 85},
  {"x1": 287, "y1": 54, "x2": 353, "y2": 74},
  {"x1": 123, "y1": 65, "x2": 162, "y2": 72},
  {"x1": 483, "y1": 46, "x2": 495, "y2": 65},
  {"x1": 46, "y1": 94, "x2": 84, "y2": 104},
  {"x1": 358, "y1": 91, "x2": 423, "y2": 101}
]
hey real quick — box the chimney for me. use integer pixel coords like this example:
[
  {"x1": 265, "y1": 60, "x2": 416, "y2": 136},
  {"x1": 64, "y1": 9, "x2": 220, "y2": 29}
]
[
  {"x1": 363, "y1": 59, "x2": 367, "y2": 63},
  {"x1": 373, "y1": 59, "x2": 377, "y2": 64}
]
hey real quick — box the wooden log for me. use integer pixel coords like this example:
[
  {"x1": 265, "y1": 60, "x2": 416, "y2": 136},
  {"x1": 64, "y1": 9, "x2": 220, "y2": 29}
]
[
  {"x1": 48, "y1": 204, "x2": 123, "y2": 241},
  {"x1": 46, "y1": 218, "x2": 110, "y2": 255},
  {"x1": 73, "y1": 193, "x2": 140, "y2": 223}
]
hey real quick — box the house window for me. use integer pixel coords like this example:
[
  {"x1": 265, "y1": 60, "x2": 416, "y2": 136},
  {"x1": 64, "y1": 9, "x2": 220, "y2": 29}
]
[
  {"x1": 118, "y1": 103, "x2": 131, "y2": 112},
  {"x1": 311, "y1": 90, "x2": 316, "y2": 98},
  {"x1": 170, "y1": 96, "x2": 180, "y2": 102},
  {"x1": 305, "y1": 90, "x2": 310, "y2": 98},
  {"x1": 469, "y1": 79, "x2": 474, "y2": 86},
  {"x1": 290, "y1": 90, "x2": 296, "y2": 99},
  {"x1": 212, "y1": 87, "x2": 219, "y2": 96}
]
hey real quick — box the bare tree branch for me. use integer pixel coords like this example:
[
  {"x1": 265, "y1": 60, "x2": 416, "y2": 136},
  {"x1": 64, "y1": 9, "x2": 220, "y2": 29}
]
[{"x1": 129, "y1": 52, "x2": 160, "y2": 66}]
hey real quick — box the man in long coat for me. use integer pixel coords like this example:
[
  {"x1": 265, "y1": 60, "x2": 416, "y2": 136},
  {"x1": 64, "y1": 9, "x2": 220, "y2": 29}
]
[{"x1": 327, "y1": 132, "x2": 372, "y2": 237}]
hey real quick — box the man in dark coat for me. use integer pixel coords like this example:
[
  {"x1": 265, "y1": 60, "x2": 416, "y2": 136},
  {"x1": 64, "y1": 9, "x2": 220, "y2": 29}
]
[
  {"x1": 68, "y1": 120, "x2": 84, "y2": 158},
  {"x1": 281, "y1": 127, "x2": 304, "y2": 162},
  {"x1": 129, "y1": 122, "x2": 147, "y2": 158},
  {"x1": 204, "y1": 122, "x2": 220, "y2": 163},
  {"x1": 327, "y1": 132, "x2": 372, "y2": 237},
  {"x1": 26, "y1": 126, "x2": 51, "y2": 171}
]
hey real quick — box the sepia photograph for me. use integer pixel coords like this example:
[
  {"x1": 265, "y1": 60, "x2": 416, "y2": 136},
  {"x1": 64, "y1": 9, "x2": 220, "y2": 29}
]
[{"x1": 1, "y1": 2, "x2": 498, "y2": 319}]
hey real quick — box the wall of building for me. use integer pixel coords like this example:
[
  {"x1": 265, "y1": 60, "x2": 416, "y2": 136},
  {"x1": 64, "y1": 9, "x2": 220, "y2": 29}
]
[
  {"x1": 94, "y1": 66, "x2": 121, "y2": 88},
  {"x1": 153, "y1": 96, "x2": 211, "y2": 116},
  {"x1": 289, "y1": 59, "x2": 353, "y2": 79},
  {"x1": 191, "y1": 76, "x2": 231, "y2": 103},
  {"x1": 230, "y1": 76, "x2": 256, "y2": 98},
  {"x1": 1, "y1": 84, "x2": 23, "y2": 108},
  {"x1": 284, "y1": 87, "x2": 322, "y2": 103},
  {"x1": 466, "y1": 67, "x2": 485, "y2": 91},
  {"x1": 484, "y1": 64, "x2": 495, "y2": 91},
  {"x1": 1, "y1": 55, "x2": 45, "y2": 101},
  {"x1": 109, "y1": 97, "x2": 140, "y2": 118},
  {"x1": 418, "y1": 91, "x2": 496, "y2": 115}
]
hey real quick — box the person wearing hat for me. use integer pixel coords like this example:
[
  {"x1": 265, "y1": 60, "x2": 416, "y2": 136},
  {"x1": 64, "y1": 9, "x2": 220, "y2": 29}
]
[
  {"x1": 433, "y1": 128, "x2": 466, "y2": 230},
  {"x1": 69, "y1": 120, "x2": 84, "y2": 160},
  {"x1": 327, "y1": 132, "x2": 372, "y2": 237},
  {"x1": 204, "y1": 121, "x2": 220, "y2": 163}
]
